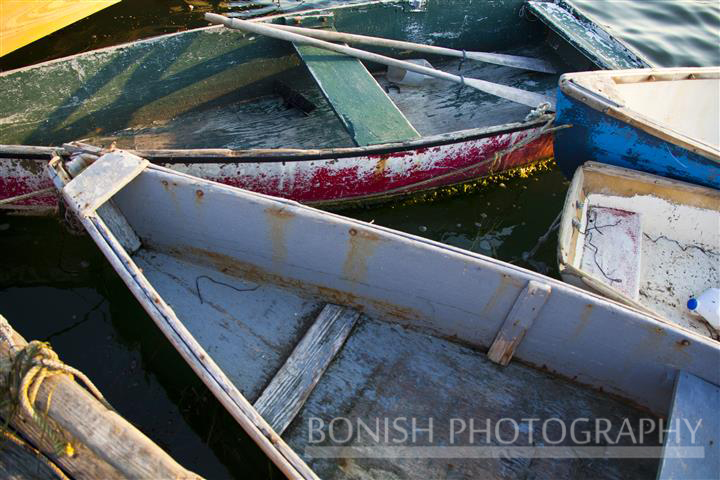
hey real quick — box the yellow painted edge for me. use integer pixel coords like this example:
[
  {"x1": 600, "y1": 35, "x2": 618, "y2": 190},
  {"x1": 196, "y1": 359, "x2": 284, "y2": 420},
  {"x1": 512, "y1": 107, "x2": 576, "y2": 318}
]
[{"x1": 0, "y1": 0, "x2": 120, "y2": 56}]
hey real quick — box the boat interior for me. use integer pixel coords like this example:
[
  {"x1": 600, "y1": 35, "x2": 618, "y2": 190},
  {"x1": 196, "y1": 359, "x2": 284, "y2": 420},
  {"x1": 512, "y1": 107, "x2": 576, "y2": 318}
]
[
  {"x1": 559, "y1": 163, "x2": 720, "y2": 340},
  {"x1": 0, "y1": 0, "x2": 622, "y2": 152},
  {"x1": 52, "y1": 152, "x2": 719, "y2": 479},
  {"x1": 613, "y1": 77, "x2": 719, "y2": 151},
  {"x1": 120, "y1": 173, "x2": 661, "y2": 479}
]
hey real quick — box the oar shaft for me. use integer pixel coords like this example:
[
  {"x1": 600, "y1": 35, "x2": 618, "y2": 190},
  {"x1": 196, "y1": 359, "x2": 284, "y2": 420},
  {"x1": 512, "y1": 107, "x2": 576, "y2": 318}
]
[
  {"x1": 206, "y1": 14, "x2": 459, "y2": 83},
  {"x1": 264, "y1": 22, "x2": 555, "y2": 73},
  {"x1": 205, "y1": 14, "x2": 552, "y2": 108},
  {"x1": 268, "y1": 22, "x2": 465, "y2": 59}
]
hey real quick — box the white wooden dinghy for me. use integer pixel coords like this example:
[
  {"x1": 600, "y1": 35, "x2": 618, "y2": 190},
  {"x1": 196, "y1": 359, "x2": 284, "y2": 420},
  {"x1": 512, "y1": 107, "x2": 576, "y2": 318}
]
[
  {"x1": 558, "y1": 162, "x2": 720, "y2": 341},
  {"x1": 48, "y1": 151, "x2": 719, "y2": 479}
]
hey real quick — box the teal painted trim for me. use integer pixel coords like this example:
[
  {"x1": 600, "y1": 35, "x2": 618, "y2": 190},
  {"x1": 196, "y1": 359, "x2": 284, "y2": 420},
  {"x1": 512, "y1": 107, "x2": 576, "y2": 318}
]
[{"x1": 527, "y1": 0, "x2": 651, "y2": 70}]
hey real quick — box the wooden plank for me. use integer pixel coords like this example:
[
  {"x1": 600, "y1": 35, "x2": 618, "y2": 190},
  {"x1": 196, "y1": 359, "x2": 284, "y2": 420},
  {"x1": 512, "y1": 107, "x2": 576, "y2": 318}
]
[
  {"x1": 0, "y1": 430, "x2": 68, "y2": 480},
  {"x1": 0, "y1": 0, "x2": 119, "y2": 56},
  {"x1": 62, "y1": 151, "x2": 147, "y2": 215},
  {"x1": 487, "y1": 280, "x2": 551, "y2": 366},
  {"x1": 293, "y1": 33, "x2": 420, "y2": 147},
  {"x1": 658, "y1": 372, "x2": 720, "y2": 480},
  {"x1": 254, "y1": 304, "x2": 360, "y2": 434},
  {"x1": 97, "y1": 200, "x2": 142, "y2": 254}
]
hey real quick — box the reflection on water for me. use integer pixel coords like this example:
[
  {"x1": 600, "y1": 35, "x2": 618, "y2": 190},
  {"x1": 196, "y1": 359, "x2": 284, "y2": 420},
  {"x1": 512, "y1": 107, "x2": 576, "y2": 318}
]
[
  {"x1": 574, "y1": 0, "x2": 720, "y2": 67},
  {"x1": 1, "y1": 1, "x2": 719, "y2": 478}
]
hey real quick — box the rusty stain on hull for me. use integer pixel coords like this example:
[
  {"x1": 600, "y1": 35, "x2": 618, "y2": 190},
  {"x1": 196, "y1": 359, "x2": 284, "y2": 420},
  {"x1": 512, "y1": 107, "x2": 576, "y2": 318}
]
[
  {"x1": 342, "y1": 227, "x2": 381, "y2": 284},
  {"x1": 265, "y1": 206, "x2": 295, "y2": 265}
]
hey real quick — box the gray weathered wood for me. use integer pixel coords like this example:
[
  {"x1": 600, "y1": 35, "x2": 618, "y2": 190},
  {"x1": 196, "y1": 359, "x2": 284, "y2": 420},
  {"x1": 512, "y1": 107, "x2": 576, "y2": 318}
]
[
  {"x1": 254, "y1": 304, "x2": 360, "y2": 434},
  {"x1": 62, "y1": 151, "x2": 147, "y2": 215},
  {"x1": 487, "y1": 280, "x2": 551, "y2": 366},
  {"x1": 97, "y1": 201, "x2": 142, "y2": 254},
  {"x1": 657, "y1": 372, "x2": 720, "y2": 480},
  {"x1": 0, "y1": 430, "x2": 68, "y2": 480},
  {"x1": 0, "y1": 314, "x2": 201, "y2": 480}
]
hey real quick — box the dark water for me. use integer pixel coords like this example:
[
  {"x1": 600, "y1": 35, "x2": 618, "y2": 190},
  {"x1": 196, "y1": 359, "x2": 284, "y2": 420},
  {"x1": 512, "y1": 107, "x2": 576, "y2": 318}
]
[{"x1": 1, "y1": 1, "x2": 718, "y2": 477}]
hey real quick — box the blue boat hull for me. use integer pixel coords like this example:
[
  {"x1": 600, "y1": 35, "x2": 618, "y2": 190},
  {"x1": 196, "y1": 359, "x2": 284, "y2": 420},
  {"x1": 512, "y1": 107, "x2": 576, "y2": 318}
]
[{"x1": 554, "y1": 90, "x2": 720, "y2": 189}]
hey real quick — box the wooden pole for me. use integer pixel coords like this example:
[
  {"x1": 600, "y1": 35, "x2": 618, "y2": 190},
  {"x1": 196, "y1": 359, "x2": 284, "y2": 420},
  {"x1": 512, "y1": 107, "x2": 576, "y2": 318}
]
[
  {"x1": 204, "y1": 13, "x2": 555, "y2": 110},
  {"x1": 0, "y1": 314, "x2": 203, "y2": 480},
  {"x1": 262, "y1": 22, "x2": 556, "y2": 74},
  {"x1": 0, "y1": 429, "x2": 69, "y2": 480}
]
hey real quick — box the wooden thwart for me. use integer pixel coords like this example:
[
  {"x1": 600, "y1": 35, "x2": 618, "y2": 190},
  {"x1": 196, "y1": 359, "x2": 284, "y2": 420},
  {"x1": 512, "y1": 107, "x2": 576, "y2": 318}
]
[
  {"x1": 487, "y1": 280, "x2": 552, "y2": 366},
  {"x1": 294, "y1": 42, "x2": 421, "y2": 146},
  {"x1": 61, "y1": 151, "x2": 147, "y2": 215},
  {"x1": 254, "y1": 304, "x2": 360, "y2": 434},
  {"x1": 526, "y1": 1, "x2": 646, "y2": 70}
]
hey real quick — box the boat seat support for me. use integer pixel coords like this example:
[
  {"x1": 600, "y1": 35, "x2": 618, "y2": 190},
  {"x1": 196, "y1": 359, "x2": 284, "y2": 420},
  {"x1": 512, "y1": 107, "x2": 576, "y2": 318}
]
[{"x1": 487, "y1": 280, "x2": 551, "y2": 366}]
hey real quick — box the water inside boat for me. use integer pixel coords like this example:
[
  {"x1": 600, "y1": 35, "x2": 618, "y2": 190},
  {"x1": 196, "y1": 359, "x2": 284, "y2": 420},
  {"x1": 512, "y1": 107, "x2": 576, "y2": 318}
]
[
  {"x1": 87, "y1": 44, "x2": 559, "y2": 150},
  {"x1": 1, "y1": 0, "x2": 605, "y2": 150}
]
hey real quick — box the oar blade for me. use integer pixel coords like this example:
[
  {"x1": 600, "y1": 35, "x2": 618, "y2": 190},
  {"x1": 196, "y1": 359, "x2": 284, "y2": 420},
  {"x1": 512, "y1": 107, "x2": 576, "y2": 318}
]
[
  {"x1": 465, "y1": 77, "x2": 556, "y2": 110},
  {"x1": 466, "y1": 51, "x2": 556, "y2": 74}
]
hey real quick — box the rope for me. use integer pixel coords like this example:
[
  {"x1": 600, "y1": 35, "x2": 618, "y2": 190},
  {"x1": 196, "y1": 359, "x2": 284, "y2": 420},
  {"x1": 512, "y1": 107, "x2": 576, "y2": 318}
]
[
  {"x1": 525, "y1": 102, "x2": 552, "y2": 122},
  {"x1": 0, "y1": 187, "x2": 55, "y2": 206},
  {"x1": 458, "y1": 49, "x2": 467, "y2": 71},
  {"x1": 4, "y1": 340, "x2": 111, "y2": 457}
]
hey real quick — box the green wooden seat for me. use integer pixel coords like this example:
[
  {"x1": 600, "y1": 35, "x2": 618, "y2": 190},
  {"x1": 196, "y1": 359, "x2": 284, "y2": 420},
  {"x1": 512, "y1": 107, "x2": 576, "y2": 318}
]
[{"x1": 288, "y1": 16, "x2": 420, "y2": 147}]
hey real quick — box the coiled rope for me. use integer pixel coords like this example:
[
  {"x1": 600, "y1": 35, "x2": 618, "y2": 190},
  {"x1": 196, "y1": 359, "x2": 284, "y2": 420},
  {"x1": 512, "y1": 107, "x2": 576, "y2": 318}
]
[{"x1": 2, "y1": 337, "x2": 110, "y2": 457}]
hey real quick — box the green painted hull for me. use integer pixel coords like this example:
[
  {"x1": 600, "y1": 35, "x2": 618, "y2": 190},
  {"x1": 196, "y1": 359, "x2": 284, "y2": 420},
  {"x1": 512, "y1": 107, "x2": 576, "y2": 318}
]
[{"x1": 0, "y1": 0, "x2": 550, "y2": 146}]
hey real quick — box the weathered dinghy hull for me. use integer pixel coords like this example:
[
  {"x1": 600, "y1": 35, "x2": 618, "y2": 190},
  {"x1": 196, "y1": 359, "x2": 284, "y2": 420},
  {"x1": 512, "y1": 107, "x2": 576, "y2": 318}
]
[
  {"x1": 554, "y1": 67, "x2": 720, "y2": 189},
  {"x1": 1, "y1": 0, "x2": 650, "y2": 214},
  {"x1": 0, "y1": 121, "x2": 553, "y2": 214},
  {"x1": 50, "y1": 151, "x2": 718, "y2": 479},
  {"x1": 557, "y1": 162, "x2": 720, "y2": 340}
]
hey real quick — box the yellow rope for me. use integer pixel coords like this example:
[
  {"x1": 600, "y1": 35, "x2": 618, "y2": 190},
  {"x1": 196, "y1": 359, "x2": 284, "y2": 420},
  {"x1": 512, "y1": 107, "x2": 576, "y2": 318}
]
[{"x1": 5, "y1": 341, "x2": 111, "y2": 457}]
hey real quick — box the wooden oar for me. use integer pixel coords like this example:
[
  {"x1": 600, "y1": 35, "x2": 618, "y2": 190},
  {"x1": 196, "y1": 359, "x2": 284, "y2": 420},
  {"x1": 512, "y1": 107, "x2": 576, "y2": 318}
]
[
  {"x1": 205, "y1": 14, "x2": 555, "y2": 110},
  {"x1": 262, "y1": 22, "x2": 556, "y2": 74}
]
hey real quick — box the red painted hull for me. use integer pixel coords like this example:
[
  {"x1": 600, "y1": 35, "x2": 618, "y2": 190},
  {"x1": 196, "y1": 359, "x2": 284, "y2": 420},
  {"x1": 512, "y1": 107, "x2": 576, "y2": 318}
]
[{"x1": 0, "y1": 127, "x2": 553, "y2": 213}]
